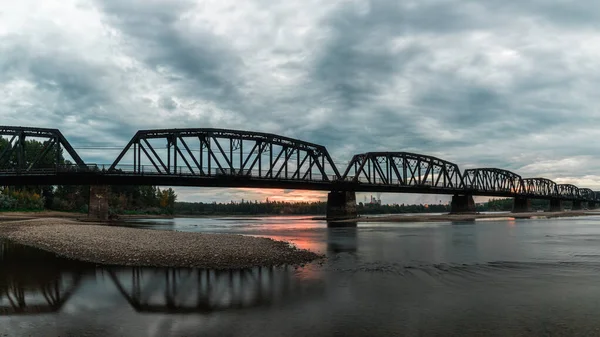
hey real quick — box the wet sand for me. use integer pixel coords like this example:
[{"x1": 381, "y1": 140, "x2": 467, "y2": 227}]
[{"x1": 0, "y1": 218, "x2": 322, "y2": 269}]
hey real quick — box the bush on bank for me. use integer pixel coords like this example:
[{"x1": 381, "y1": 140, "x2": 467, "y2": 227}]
[{"x1": 0, "y1": 188, "x2": 44, "y2": 211}]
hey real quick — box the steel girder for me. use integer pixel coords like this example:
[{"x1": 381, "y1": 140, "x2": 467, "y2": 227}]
[
  {"x1": 579, "y1": 188, "x2": 595, "y2": 201},
  {"x1": 341, "y1": 152, "x2": 462, "y2": 189},
  {"x1": 0, "y1": 126, "x2": 86, "y2": 172},
  {"x1": 522, "y1": 178, "x2": 558, "y2": 197},
  {"x1": 557, "y1": 184, "x2": 580, "y2": 199},
  {"x1": 462, "y1": 168, "x2": 523, "y2": 194},
  {"x1": 108, "y1": 128, "x2": 340, "y2": 182}
]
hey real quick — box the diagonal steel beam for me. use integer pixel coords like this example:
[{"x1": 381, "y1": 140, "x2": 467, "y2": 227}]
[
  {"x1": 142, "y1": 138, "x2": 168, "y2": 173},
  {"x1": 178, "y1": 137, "x2": 205, "y2": 175}
]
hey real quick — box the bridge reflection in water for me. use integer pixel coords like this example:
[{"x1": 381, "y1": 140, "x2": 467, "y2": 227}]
[
  {"x1": 327, "y1": 227, "x2": 358, "y2": 254},
  {"x1": 0, "y1": 240, "x2": 85, "y2": 315},
  {"x1": 0, "y1": 240, "x2": 323, "y2": 316},
  {"x1": 105, "y1": 266, "x2": 311, "y2": 314}
]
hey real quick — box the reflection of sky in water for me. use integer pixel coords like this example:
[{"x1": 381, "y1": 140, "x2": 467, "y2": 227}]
[{"x1": 5, "y1": 216, "x2": 600, "y2": 335}]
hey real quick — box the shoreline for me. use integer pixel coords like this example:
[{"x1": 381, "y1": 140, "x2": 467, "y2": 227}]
[
  {"x1": 327, "y1": 210, "x2": 600, "y2": 223},
  {"x1": 0, "y1": 218, "x2": 323, "y2": 269},
  {"x1": 2, "y1": 210, "x2": 598, "y2": 224},
  {"x1": 0, "y1": 211, "x2": 322, "y2": 222}
]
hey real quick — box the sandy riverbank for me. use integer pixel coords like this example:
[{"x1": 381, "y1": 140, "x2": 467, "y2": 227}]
[{"x1": 0, "y1": 218, "x2": 322, "y2": 269}]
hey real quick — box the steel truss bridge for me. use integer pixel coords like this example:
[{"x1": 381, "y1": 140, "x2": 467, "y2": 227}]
[{"x1": 0, "y1": 126, "x2": 597, "y2": 203}]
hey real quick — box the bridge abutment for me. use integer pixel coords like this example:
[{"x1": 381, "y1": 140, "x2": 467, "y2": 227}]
[
  {"x1": 89, "y1": 185, "x2": 110, "y2": 220},
  {"x1": 549, "y1": 199, "x2": 562, "y2": 212},
  {"x1": 450, "y1": 194, "x2": 476, "y2": 214},
  {"x1": 326, "y1": 191, "x2": 357, "y2": 223},
  {"x1": 512, "y1": 197, "x2": 531, "y2": 213},
  {"x1": 572, "y1": 200, "x2": 583, "y2": 211}
]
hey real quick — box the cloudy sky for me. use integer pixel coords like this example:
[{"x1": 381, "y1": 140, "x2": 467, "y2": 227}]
[{"x1": 2, "y1": 0, "x2": 600, "y2": 204}]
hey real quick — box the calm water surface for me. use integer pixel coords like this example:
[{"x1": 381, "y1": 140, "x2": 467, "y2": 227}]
[{"x1": 3, "y1": 215, "x2": 600, "y2": 336}]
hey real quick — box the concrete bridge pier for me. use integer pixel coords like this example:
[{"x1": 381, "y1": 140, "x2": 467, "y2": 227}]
[
  {"x1": 326, "y1": 191, "x2": 357, "y2": 223},
  {"x1": 512, "y1": 197, "x2": 531, "y2": 213},
  {"x1": 450, "y1": 194, "x2": 476, "y2": 214},
  {"x1": 572, "y1": 200, "x2": 583, "y2": 211},
  {"x1": 549, "y1": 199, "x2": 562, "y2": 212},
  {"x1": 89, "y1": 185, "x2": 110, "y2": 220}
]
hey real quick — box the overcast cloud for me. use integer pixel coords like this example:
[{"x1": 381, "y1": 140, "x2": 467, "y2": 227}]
[{"x1": 2, "y1": 0, "x2": 600, "y2": 204}]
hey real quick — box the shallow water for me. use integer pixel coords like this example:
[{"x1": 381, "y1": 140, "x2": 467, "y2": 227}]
[{"x1": 3, "y1": 215, "x2": 600, "y2": 336}]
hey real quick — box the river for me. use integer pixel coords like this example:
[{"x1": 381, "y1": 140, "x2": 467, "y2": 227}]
[{"x1": 3, "y1": 215, "x2": 600, "y2": 336}]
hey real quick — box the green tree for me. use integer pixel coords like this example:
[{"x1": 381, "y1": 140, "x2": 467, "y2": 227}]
[{"x1": 0, "y1": 138, "x2": 65, "y2": 170}]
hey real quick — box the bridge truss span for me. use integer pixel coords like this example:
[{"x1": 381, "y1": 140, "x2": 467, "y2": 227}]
[
  {"x1": 462, "y1": 168, "x2": 523, "y2": 195},
  {"x1": 108, "y1": 128, "x2": 341, "y2": 185},
  {"x1": 522, "y1": 178, "x2": 558, "y2": 198},
  {"x1": 558, "y1": 184, "x2": 580, "y2": 200},
  {"x1": 341, "y1": 152, "x2": 463, "y2": 193},
  {"x1": 0, "y1": 126, "x2": 86, "y2": 172},
  {"x1": 579, "y1": 188, "x2": 595, "y2": 201}
]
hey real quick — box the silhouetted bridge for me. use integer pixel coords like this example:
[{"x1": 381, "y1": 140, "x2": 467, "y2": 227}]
[{"x1": 0, "y1": 126, "x2": 597, "y2": 219}]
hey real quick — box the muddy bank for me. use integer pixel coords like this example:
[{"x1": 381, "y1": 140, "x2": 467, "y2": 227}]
[
  {"x1": 0, "y1": 210, "x2": 86, "y2": 221},
  {"x1": 0, "y1": 219, "x2": 322, "y2": 269},
  {"x1": 0, "y1": 211, "x2": 176, "y2": 222}
]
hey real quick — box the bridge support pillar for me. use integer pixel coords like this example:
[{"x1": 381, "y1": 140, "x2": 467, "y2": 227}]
[
  {"x1": 326, "y1": 191, "x2": 357, "y2": 223},
  {"x1": 549, "y1": 199, "x2": 562, "y2": 212},
  {"x1": 572, "y1": 200, "x2": 583, "y2": 211},
  {"x1": 450, "y1": 194, "x2": 476, "y2": 214},
  {"x1": 89, "y1": 185, "x2": 110, "y2": 220},
  {"x1": 512, "y1": 197, "x2": 531, "y2": 213}
]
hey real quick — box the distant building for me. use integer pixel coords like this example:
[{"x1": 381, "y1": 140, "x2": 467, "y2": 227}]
[{"x1": 369, "y1": 194, "x2": 382, "y2": 205}]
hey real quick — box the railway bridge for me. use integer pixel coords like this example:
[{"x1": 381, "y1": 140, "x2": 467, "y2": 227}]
[{"x1": 0, "y1": 126, "x2": 597, "y2": 220}]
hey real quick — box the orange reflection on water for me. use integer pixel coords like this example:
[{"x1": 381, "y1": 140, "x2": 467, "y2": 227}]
[{"x1": 262, "y1": 235, "x2": 326, "y2": 254}]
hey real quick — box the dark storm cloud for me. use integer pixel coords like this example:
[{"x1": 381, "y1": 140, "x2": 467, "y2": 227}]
[
  {"x1": 311, "y1": 1, "x2": 600, "y2": 156},
  {"x1": 305, "y1": 1, "x2": 483, "y2": 155},
  {"x1": 4, "y1": 0, "x2": 600, "y2": 202},
  {"x1": 0, "y1": 38, "x2": 138, "y2": 146},
  {"x1": 158, "y1": 96, "x2": 178, "y2": 111},
  {"x1": 94, "y1": 0, "x2": 244, "y2": 106},
  {"x1": 480, "y1": 0, "x2": 600, "y2": 28}
]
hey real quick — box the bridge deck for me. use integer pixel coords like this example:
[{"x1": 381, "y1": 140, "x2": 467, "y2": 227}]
[{"x1": 0, "y1": 169, "x2": 590, "y2": 201}]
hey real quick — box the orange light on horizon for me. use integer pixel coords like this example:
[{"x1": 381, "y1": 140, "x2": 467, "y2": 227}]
[{"x1": 236, "y1": 188, "x2": 327, "y2": 203}]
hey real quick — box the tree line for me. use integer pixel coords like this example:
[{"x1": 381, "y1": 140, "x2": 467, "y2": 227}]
[
  {"x1": 0, "y1": 139, "x2": 176, "y2": 214},
  {"x1": 174, "y1": 199, "x2": 518, "y2": 216}
]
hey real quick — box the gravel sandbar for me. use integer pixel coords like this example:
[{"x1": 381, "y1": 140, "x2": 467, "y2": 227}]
[{"x1": 0, "y1": 218, "x2": 323, "y2": 269}]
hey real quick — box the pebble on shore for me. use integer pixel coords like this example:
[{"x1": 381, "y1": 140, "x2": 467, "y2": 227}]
[{"x1": 0, "y1": 218, "x2": 323, "y2": 269}]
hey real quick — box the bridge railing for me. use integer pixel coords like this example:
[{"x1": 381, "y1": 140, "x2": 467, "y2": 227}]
[
  {"x1": 0, "y1": 164, "x2": 342, "y2": 182},
  {"x1": 0, "y1": 164, "x2": 100, "y2": 175},
  {"x1": 345, "y1": 176, "x2": 449, "y2": 187},
  {"x1": 106, "y1": 165, "x2": 338, "y2": 182}
]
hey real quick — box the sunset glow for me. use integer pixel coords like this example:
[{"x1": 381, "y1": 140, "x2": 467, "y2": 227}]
[{"x1": 236, "y1": 188, "x2": 328, "y2": 203}]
